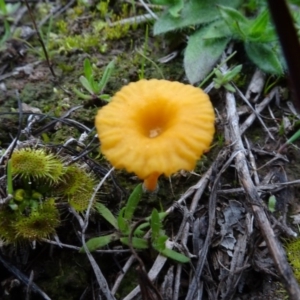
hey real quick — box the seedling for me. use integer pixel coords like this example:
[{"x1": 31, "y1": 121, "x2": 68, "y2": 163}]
[
  {"x1": 213, "y1": 64, "x2": 242, "y2": 92},
  {"x1": 81, "y1": 184, "x2": 189, "y2": 263},
  {"x1": 74, "y1": 58, "x2": 115, "y2": 101}
]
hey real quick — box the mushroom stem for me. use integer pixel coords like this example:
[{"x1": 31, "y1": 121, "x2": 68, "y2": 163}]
[{"x1": 143, "y1": 173, "x2": 160, "y2": 191}]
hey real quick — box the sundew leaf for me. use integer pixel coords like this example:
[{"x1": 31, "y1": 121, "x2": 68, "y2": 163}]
[
  {"x1": 120, "y1": 237, "x2": 149, "y2": 249},
  {"x1": 95, "y1": 202, "x2": 118, "y2": 230},
  {"x1": 184, "y1": 26, "x2": 229, "y2": 84},
  {"x1": 80, "y1": 233, "x2": 118, "y2": 252},
  {"x1": 153, "y1": 0, "x2": 241, "y2": 35},
  {"x1": 160, "y1": 248, "x2": 190, "y2": 263},
  {"x1": 244, "y1": 42, "x2": 283, "y2": 75},
  {"x1": 124, "y1": 184, "x2": 143, "y2": 221}
]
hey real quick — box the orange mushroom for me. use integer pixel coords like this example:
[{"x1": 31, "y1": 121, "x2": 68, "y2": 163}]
[{"x1": 95, "y1": 79, "x2": 215, "y2": 191}]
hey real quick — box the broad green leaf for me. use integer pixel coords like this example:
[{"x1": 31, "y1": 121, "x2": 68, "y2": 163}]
[
  {"x1": 184, "y1": 26, "x2": 229, "y2": 84},
  {"x1": 150, "y1": 209, "x2": 161, "y2": 241},
  {"x1": 124, "y1": 184, "x2": 143, "y2": 221},
  {"x1": 153, "y1": 0, "x2": 241, "y2": 35},
  {"x1": 168, "y1": 0, "x2": 184, "y2": 18},
  {"x1": 95, "y1": 202, "x2": 118, "y2": 230},
  {"x1": 160, "y1": 248, "x2": 190, "y2": 263},
  {"x1": 98, "y1": 59, "x2": 115, "y2": 93},
  {"x1": 244, "y1": 42, "x2": 283, "y2": 75},
  {"x1": 120, "y1": 237, "x2": 149, "y2": 249},
  {"x1": 80, "y1": 233, "x2": 118, "y2": 252},
  {"x1": 202, "y1": 19, "x2": 232, "y2": 40},
  {"x1": 118, "y1": 208, "x2": 129, "y2": 235},
  {"x1": 218, "y1": 5, "x2": 249, "y2": 39}
]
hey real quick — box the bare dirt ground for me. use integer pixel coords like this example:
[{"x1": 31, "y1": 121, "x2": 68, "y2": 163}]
[{"x1": 1, "y1": 1, "x2": 300, "y2": 300}]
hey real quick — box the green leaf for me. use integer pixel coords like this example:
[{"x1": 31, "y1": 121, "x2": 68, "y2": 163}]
[
  {"x1": 160, "y1": 248, "x2": 190, "y2": 263},
  {"x1": 99, "y1": 94, "x2": 111, "y2": 102},
  {"x1": 135, "y1": 222, "x2": 150, "y2": 236},
  {"x1": 118, "y1": 208, "x2": 129, "y2": 235},
  {"x1": 120, "y1": 237, "x2": 149, "y2": 249},
  {"x1": 153, "y1": 0, "x2": 241, "y2": 35},
  {"x1": 202, "y1": 19, "x2": 232, "y2": 40},
  {"x1": 7, "y1": 159, "x2": 13, "y2": 195},
  {"x1": 244, "y1": 42, "x2": 283, "y2": 75},
  {"x1": 150, "y1": 209, "x2": 161, "y2": 241},
  {"x1": 168, "y1": 0, "x2": 184, "y2": 18},
  {"x1": 83, "y1": 58, "x2": 93, "y2": 82},
  {"x1": 152, "y1": 235, "x2": 168, "y2": 251},
  {"x1": 218, "y1": 5, "x2": 249, "y2": 39},
  {"x1": 225, "y1": 65, "x2": 242, "y2": 80},
  {"x1": 287, "y1": 128, "x2": 300, "y2": 145},
  {"x1": 223, "y1": 83, "x2": 236, "y2": 92},
  {"x1": 248, "y1": 9, "x2": 276, "y2": 42},
  {"x1": 0, "y1": 20, "x2": 10, "y2": 48},
  {"x1": 184, "y1": 26, "x2": 229, "y2": 84},
  {"x1": 124, "y1": 184, "x2": 143, "y2": 221},
  {"x1": 95, "y1": 202, "x2": 118, "y2": 230},
  {"x1": 73, "y1": 87, "x2": 93, "y2": 100},
  {"x1": 79, "y1": 76, "x2": 94, "y2": 95},
  {"x1": 98, "y1": 59, "x2": 115, "y2": 93},
  {"x1": 0, "y1": 0, "x2": 7, "y2": 14},
  {"x1": 248, "y1": 9, "x2": 269, "y2": 37},
  {"x1": 80, "y1": 233, "x2": 118, "y2": 252},
  {"x1": 268, "y1": 195, "x2": 276, "y2": 213}
]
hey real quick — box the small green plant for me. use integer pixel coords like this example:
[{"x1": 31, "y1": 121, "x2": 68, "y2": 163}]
[
  {"x1": 0, "y1": 147, "x2": 98, "y2": 245},
  {"x1": 81, "y1": 184, "x2": 189, "y2": 263},
  {"x1": 213, "y1": 64, "x2": 242, "y2": 92},
  {"x1": 151, "y1": 0, "x2": 287, "y2": 83},
  {"x1": 73, "y1": 58, "x2": 115, "y2": 101}
]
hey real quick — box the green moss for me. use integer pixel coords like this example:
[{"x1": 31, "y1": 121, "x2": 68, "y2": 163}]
[{"x1": 285, "y1": 238, "x2": 300, "y2": 282}]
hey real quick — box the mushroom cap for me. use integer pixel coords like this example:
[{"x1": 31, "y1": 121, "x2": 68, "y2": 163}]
[{"x1": 95, "y1": 79, "x2": 215, "y2": 179}]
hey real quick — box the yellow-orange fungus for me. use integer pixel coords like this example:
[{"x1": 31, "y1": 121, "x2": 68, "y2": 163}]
[{"x1": 95, "y1": 79, "x2": 215, "y2": 191}]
